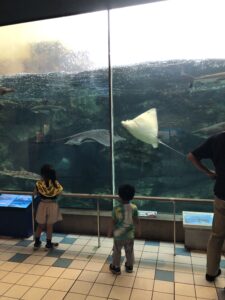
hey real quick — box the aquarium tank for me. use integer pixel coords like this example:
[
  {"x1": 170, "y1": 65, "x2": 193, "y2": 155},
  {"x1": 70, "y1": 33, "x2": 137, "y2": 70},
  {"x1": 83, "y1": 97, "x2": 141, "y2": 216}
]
[{"x1": 0, "y1": 0, "x2": 223, "y2": 214}]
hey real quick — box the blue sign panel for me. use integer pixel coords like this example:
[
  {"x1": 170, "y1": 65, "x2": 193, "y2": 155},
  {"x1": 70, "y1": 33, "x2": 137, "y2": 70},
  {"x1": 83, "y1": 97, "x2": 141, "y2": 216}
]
[
  {"x1": 0, "y1": 194, "x2": 32, "y2": 208},
  {"x1": 183, "y1": 211, "x2": 213, "y2": 229}
]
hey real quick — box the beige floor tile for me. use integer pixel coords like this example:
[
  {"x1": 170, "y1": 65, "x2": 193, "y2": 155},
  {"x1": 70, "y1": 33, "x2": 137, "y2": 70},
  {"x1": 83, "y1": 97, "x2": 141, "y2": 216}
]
[
  {"x1": 160, "y1": 242, "x2": 174, "y2": 248},
  {"x1": 141, "y1": 252, "x2": 157, "y2": 260},
  {"x1": 0, "y1": 282, "x2": 12, "y2": 296},
  {"x1": 82, "y1": 246, "x2": 98, "y2": 253},
  {"x1": 159, "y1": 247, "x2": 174, "y2": 255},
  {"x1": 28, "y1": 265, "x2": 49, "y2": 276},
  {"x1": 175, "y1": 263, "x2": 193, "y2": 273},
  {"x1": 157, "y1": 261, "x2": 174, "y2": 271},
  {"x1": 1, "y1": 272, "x2": 24, "y2": 284},
  {"x1": 96, "y1": 272, "x2": 116, "y2": 285},
  {"x1": 68, "y1": 245, "x2": 84, "y2": 252},
  {"x1": 139, "y1": 260, "x2": 156, "y2": 269},
  {"x1": 17, "y1": 274, "x2": 40, "y2": 286},
  {"x1": 70, "y1": 280, "x2": 93, "y2": 294},
  {"x1": 41, "y1": 290, "x2": 66, "y2": 300},
  {"x1": 143, "y1": 245, "x2": 159, "y2": 253},
  {"x1": 38, "y1": 256, "x2": 57, "y2": 266},
  {"x1": 175, "y1": 283, "x2": 196, "y2": 297},
  {"x1": 114, "y1": 275, "x2": 135, "y2": 288},
  {"x1": 74, "y1": 239, "x2": 89, "y2": 245},
  {"x1": 215, "y1": 275, "x2": 225, "y2": 288},
  {"x1": 0, "y1": 262, "x2": 19, "y2": 271},
  {"x1": 191, "y1": 257, "x2": 206, "y2": 266},
  {"x1": 56, "y1": 244, "x2": 71, "y2": 250},
  {"x1": 134, "y1": 244, "x2": 144, "y2": 251},
  {"x1": 85, "y1": 261, "x2": 104, "y2": 272},
  {"x1": 136, "y1": 267, "x2": 155, "y2": 279},
  {"x1": 33, "y1": 276, "x2": 57, "y2": 289},
  {"x1": 4, "y1": 285, "x2": 30, "y2": 298},
  {"x1": 154, "y1": 280, "x2": 174, "y2": 293},
  {"x1": 95, "y1": 247, "x2": 112, "y2": 255},
  {"x1": 51, "y1": 278, "x2": 74, "y2": 291},
  {"x1": 32, "y1": 249, "x2": 48, "y2": 257},
  {"x1": 86, "y1": 297, "x2": 107, "y2": 300},
  {"x1": 192, "y1": 265, "x2": 205, "y2": 275},
  {"x1": 89, "y1": 282, "x2": 112, "y2": 297},
  {"x1": 175, "y1": 296, "x2": 197, "y2": 300},
  {"x1": 21, "y1": 287, "x2": 48, "y2": 300},
  {"x1": 76, "y1": 253, "x2": 93, "y2": 261},
  {"x1": 130, "y1": 288, "x2": 152, "y2": 300},
  {"x1": 133, "y1": 277, "x2": 154, "y2": 290},
  {"x1": 69, "y1": 260, "x2": 88, "y2": 269},
  {"x1": 0, "y1": 270, "x2": 8, "y2": 280},
  {"x1": 60, "y1": 268, "x2": 81, "y2": 279},
  {"x1": 191, "y1": 251, "x2": 206, "y2": 258},
  {"x1": 13, "y1": 263, "x2": 34, "y2": 274},
  {"x1": 60, "y1": 253, "x2": 77, "y2": 260},
  {"x1": 194, "y1": 274, "x2": 215, "y2": 287},
  {"x1": 90, "y1": 254, "x2": 107, "y2": 263},
  {"x1": 23, "y1": 255, "x2": 42, "y2": 264},
  {"x1": 44, "y1": 267, "x2": 64, "y2": 277},
  {"x1": 64, "y1": 293, "x2": 86, "y2": 300},
  {"x1": 109, "y1": 285, "x2": 131, "y2": 300},
  {"x1": 0, "y1": 253, "x2": 15, "y2": 261},
  {"x1": 152, "y1": 291, "x2": 174, "y2": 300},
  {"x1": 158, "y1": 253, "x2": 174, "y2": 263},
  {"x1": 175, "y1": 256, "x2": 192, "y2": 264},
  {"x1": 101, "y1": 263, "x2": 112, "y2": 273},
  {"x1": 195, "y1": 285, "x2": 218, "y2": 299},
  {"x1": 175, "y1": 272, "x2": 194, "y2": 284},
  {"x1": 78, "y1": 270, "x2": 99, "y2": 282}
]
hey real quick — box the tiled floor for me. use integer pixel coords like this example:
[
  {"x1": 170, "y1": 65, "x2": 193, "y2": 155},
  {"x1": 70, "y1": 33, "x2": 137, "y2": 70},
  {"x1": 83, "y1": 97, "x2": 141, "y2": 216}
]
[{"x1": 0, "y1": 234, "x2": 225, "y2": 300}]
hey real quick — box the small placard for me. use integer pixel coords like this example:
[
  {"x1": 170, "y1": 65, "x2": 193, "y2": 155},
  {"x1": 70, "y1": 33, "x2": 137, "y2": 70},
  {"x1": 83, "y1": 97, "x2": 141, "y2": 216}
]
[
  {"x1": 183, "y1": 211, "x2": 213, "y2": 229},
  {"x1": 139, "y1": 210, "x2": 157, "y2": 218}
]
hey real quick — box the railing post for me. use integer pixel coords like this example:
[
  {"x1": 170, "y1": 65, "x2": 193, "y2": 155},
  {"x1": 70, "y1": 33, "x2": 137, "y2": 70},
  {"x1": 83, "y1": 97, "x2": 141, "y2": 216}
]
[
  {"x1": 32, "y1": 193, "x2": 35, "y2": 241},
  {"x1": 97, "y1": 198, "x2": 101, "y2": 248},
  {"x1": 173, "y1": 200, "x2": 176, "y2": 256}
]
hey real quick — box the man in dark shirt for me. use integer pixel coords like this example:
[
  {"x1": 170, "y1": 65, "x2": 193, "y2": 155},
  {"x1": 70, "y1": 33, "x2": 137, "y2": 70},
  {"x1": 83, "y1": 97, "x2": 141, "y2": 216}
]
[{"x1": 187, "y1": 132, "x2": 225, "y2": 282}]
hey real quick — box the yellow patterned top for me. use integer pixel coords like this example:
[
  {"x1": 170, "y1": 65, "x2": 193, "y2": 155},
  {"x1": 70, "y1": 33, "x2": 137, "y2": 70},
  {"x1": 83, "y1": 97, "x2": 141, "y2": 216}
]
[{"x1": 36, "y1": 180, "x2": 63, "y2": 198}]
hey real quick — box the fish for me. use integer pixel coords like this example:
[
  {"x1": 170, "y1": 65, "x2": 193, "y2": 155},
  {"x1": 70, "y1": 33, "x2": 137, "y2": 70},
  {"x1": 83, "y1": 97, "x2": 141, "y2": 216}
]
[
  {"x1": 31, "y1": 105, "x2": 66, "y2": 114},
  {"x1": 0, "y1": 87, "x2": 15, "y2": 95},
  {"x1": 192, "y1": 122, "x2": 225, "y2": 138},
  {"x1": 121, "y1": 108, "x2": 185, "y2": 157},
  {"x1": 55, "y1": 129, "x2": 125, "y2": 147},
  {"x1": 0, "y1": 169, "x2": 41, "y2": 181},
  {"x1": 182, "y1": 71, "x2": 225, "y2": 88}
]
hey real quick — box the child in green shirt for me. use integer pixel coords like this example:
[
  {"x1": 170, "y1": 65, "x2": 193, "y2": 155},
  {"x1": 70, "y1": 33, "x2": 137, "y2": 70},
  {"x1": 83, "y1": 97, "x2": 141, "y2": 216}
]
[{"x1": 108, "y1": 184, "x2": 141, "y2": 275}]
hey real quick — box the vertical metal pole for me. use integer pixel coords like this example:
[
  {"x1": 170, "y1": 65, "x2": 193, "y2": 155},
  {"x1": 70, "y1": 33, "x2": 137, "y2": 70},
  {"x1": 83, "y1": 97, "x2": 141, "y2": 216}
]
[
  {"x1": 173, "y1": 200, "x2": 176, "y2": 256},
  {"x1": 97, "y1": 198, "x2": 101, "y2": 248},
  {"x1": 108, "y1": 10, "x2": 115, "y2": 201},
  {"x1": 32, "y1": 194, "x2": 35, "y2": 241}
]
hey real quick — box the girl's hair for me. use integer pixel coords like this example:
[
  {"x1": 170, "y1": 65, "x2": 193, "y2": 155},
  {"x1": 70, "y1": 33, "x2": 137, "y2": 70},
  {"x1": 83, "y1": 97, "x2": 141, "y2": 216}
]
[{"x1": 40, "y1": 164, "x2": 57, "y2": 187}]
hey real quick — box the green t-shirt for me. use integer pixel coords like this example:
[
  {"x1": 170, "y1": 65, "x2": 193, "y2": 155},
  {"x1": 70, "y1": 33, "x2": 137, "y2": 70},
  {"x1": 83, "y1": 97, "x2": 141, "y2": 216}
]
[{"x1": 112, "y1": 203, "x2": 138, "y2": 240}]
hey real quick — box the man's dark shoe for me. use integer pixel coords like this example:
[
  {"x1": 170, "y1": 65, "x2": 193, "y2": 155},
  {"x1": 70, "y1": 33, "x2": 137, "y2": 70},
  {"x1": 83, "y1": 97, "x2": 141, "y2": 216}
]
[
  {"x1": 109, "y1": 264, "x2": 121, "y2": 275},
  {"x1": 205, "y1": 269, "x2": 221, "y2": 282},
  {"x1": 125, "y1": 263, "x2": 133, "y2": 273}
]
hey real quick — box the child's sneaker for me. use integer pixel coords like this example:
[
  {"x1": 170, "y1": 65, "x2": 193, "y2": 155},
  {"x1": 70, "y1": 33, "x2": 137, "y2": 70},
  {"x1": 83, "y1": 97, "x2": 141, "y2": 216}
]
[
  {"x1": 109, "y1": 264, "x2": 121, "y2": 275},
  {"x1": 33, "y1": 240, "x2": 42, "y2": 250},
  {"x1": 125, "y1": 263, "x2": 133, "y2": 273},
  {"x1": 45, "y1": 241, "x2": 59, "y2": 250}
]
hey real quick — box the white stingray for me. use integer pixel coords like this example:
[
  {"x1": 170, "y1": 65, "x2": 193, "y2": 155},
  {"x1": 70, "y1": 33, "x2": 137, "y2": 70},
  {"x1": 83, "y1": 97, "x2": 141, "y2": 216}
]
[{"x1": 121, "y1": 108, "x2": 185, "y2": 157}]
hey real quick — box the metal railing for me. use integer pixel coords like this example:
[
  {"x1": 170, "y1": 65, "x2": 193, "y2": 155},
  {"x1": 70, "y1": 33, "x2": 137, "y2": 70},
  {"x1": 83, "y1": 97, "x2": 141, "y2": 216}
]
[{"x1": 0, "y1": 189, "x2": 214, "y2": 255}]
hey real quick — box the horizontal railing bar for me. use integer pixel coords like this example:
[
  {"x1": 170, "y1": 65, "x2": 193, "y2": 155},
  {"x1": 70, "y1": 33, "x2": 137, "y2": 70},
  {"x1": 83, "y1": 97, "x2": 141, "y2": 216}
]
[{"x1": 0, "y1": 189, "x2": 214, "y2": 203}]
